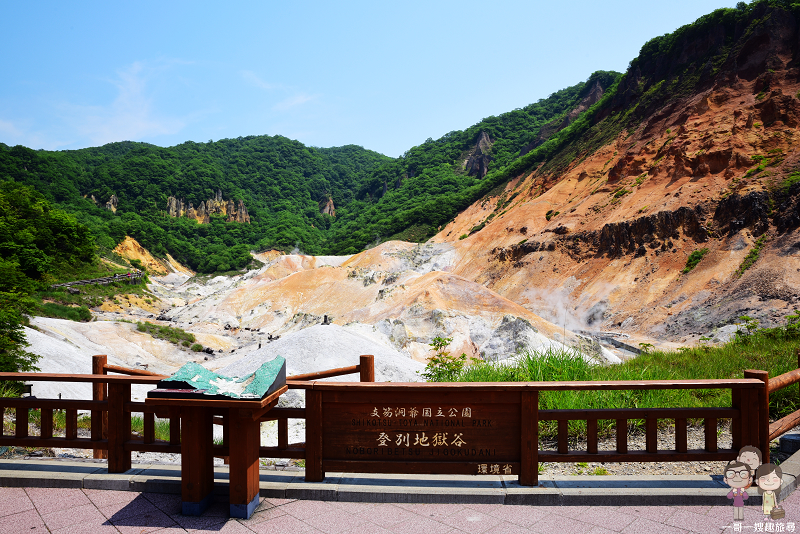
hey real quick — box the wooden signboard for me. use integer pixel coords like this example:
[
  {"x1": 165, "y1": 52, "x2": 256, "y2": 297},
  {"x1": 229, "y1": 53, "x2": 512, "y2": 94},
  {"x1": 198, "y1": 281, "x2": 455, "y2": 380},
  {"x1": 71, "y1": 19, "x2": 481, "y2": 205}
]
[{"x1": 320, "y1": 389, "x2": 522, "y2": 476}]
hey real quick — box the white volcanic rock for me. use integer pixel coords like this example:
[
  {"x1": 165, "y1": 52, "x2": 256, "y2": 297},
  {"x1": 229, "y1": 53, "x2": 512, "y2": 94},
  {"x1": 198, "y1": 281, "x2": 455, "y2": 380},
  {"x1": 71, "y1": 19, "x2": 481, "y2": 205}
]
[
  {"x1": 22, "y1": 323, "x2": 161, "y2": 402},
  {"x1": 218, "y1": 324, "x2": 424, "y2": 382}
]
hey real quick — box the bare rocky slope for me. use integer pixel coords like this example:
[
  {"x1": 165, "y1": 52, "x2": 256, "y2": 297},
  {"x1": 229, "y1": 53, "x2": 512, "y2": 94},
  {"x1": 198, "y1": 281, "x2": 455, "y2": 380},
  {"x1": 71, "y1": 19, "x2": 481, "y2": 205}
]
[{"x1": 432, "y1": 4, "x2": 800, "y2": 345}]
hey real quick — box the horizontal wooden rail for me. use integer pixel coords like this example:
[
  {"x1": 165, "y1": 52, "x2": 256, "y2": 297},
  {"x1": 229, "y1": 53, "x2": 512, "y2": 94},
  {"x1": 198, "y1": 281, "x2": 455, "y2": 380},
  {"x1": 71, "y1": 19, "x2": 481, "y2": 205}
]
[
  {"x1": 768, "y1": 368, "x2": 800, "y2": 393},
  {"x1": 259, "y1": 407, "x2": 306, "y2": 421},
  {"x1": 287, "y1": 365, "x2": 360, "y2": 381},
  {"x1": 286, "y1": 381, "x2": 315, "y2": 390},
  {"x1": 539, "y1": 407, "x2": 738, "y2": 420},
  {"x1": 769, "y1": 410, "x2": 800, "y2": 441},
  {"x1": 104, "y1": 364, "x2": 166, "y2": 378},
  {"x1": 309, "y1": 379, "x2": 764, "y2": 391},
  {"x1": 0, "y1": 373, "x2": 162, "y2": 384}
]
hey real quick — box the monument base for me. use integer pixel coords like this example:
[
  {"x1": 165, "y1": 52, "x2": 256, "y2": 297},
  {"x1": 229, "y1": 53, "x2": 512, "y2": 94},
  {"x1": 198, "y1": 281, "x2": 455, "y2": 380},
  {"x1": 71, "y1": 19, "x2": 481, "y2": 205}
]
[
  {"x1": 181, "y1": 492, "x2": 213, "y2": 516},
  {"x1": 230, "y1": 493, "x2": 260, "y2": 519}
]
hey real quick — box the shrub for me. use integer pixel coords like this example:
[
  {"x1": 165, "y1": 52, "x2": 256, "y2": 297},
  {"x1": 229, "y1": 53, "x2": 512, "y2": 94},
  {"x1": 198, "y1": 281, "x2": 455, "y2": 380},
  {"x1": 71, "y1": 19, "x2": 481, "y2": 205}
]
[
  {"x1": 37, "y1": 303, "x2": 92, "y2": 322},
  {"x1": 545, "y1": 210, "x2": 560, "y2": 221},
  {"x1": 191, "y1": 344, "x2": 203, "y2": 352},
  {"x1": 782, "y1": 171, "x2": 800, "y2": 193},
  {"x1": 136, "y1": 321, "x2": 196, "y2": 349},
  {"x1": 612, "y1": 188, "x2": 631, "y2": 199},
  {"x1": 421, "y1": 337, "x2": 468, "y2": 382},
  {"x1": 736, "y1": 235, "x2": 767, "y2": 276},
  {"x1": 682, "y1": 248, "x2": 709, "y2": 273}
]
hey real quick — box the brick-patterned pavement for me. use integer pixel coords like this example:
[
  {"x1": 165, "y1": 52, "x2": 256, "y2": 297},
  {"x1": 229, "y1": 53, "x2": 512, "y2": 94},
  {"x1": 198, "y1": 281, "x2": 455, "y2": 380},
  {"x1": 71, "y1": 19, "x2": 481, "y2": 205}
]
[{"x1": 2, "y1": 485, "x2": 800, "y2": 533}]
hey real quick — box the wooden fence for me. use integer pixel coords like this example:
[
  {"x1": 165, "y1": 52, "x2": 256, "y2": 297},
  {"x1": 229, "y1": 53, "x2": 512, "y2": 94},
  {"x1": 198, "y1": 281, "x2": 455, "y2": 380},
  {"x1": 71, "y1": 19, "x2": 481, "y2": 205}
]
[
  {"x1": 1, "y1": 354, "x2": 799, "y2": 487},
  {"x1": 50, "y1": 272, "x2": 144, "y2": 289}
]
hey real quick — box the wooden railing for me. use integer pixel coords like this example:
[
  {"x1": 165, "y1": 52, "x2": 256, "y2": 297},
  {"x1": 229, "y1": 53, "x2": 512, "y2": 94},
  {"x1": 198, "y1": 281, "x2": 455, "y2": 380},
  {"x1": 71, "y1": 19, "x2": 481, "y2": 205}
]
[
  {"x1": 301, "y1": 378, "x2": 765, "y2": 485},
  {"x1": 51, "y1": 272, "x2": 144, "y2": 288},
  {"x1": 1, "y1": 353, "x2": 799, "y2": 486},
  {"x1": 766, "y1": 350, "x2": 800, "y2": 454},
  {"x1": 0, "y1": 355, "x2": 375, "y2": 468}
]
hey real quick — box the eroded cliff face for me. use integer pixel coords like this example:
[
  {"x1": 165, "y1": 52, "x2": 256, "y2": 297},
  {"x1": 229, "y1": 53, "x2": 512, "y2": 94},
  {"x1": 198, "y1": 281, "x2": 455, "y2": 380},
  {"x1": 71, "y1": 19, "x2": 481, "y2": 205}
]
[
  {"x1": 319, "y1": 197, "x2": 336, "y2": 216},
  {"x1": 520, "y1": 79, "x2": 607, "y2": 157},
  {"x1": 463, "y1": 131, "x2": 494, "y2": 179},
  {"x1": 166, "y1": 189, "x2": 250, "y2": 224},
  {"x1": 432, "y1": 9, "x2": 800, "y2": 345}
]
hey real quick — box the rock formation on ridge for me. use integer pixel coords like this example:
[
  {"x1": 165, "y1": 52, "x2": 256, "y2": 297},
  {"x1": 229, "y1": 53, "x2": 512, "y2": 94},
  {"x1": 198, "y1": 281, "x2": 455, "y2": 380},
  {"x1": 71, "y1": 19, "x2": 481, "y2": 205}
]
[{"x1": 166, "y1": 189, "x2": 250, "y2": 224}]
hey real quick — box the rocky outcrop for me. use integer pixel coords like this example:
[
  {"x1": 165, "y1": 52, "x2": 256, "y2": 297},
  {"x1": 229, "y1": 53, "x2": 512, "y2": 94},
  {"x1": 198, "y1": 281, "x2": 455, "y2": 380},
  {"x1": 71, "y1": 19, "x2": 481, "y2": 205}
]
[
  {"x1": 105, "y1": 194, "x2": 118, "y2": 213},
  {"x1": 166, "y1": 196, "x2": 185, "y2": 218},
  {"x1": 463, "y1": 131, "x2": 493, "y2": 178},
  {"x1": 319, "y1": 197, "x2": 336, "y2": 216},
  {"x1": 492, "y1": 207, "x2": 708, "y2": 263},
  {"x1": 166, "y1": 189, "x2": 250, "y2": 224},
  {"x1": 713, "y1": 191, "x2": 771, "y2": 237},
  {"x1": 88, "y1": 194, "x2": 118, "y2": 213},
  {"x1": 520, "y1": 79, "x2": 606, "y2": 157}
]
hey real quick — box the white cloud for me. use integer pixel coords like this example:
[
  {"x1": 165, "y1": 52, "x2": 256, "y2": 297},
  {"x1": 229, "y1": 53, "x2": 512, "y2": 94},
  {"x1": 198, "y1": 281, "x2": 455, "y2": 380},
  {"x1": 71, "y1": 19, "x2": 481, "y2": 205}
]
[
  {"x1": 273, "y1": 93, "x2": 318, "y2": 111},
  {"x1": 69, "y1": 61, "x2": 185, "y2": 145}
]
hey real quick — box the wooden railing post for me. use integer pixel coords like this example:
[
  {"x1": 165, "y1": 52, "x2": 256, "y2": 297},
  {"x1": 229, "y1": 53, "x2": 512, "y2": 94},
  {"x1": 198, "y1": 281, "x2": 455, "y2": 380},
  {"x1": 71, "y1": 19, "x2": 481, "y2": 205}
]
[
  {"x1": 359, "y1": 355, "x2": 374, "y2": 382},
  {"x1": 107, "y1": 382, "x2": 131, "y2": 473},
  {"x1": 520, "y1": 390, "x2": 538, "y2": 486},
  {"x1": 732, "y1": 388, "x2": 742, "y2": 451},
  {"x1": 744, "y1": 370, "x2": 770, "y2": 463},
  {"x1": 305, "y1": 388, "x2": 324, "y2": 482},
  {"x1": 92, "y1": 355, "x2": 108, "y2": 459}
]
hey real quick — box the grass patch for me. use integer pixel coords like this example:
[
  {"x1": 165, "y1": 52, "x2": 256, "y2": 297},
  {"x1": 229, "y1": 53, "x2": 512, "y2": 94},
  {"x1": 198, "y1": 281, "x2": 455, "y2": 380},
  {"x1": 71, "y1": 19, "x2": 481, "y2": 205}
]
[
  {"x1": 136, "y1": 321, "x2": 198, "y2": 349},
  {"x1": 736, "y1": 235, "x2": 767, "y2": 277},
  {"x1": 35, "y1": 302, "x2": 92, "y2": 322},
  {"x1": 130, "y1": 415, "x2": 172, "y2": 441},
  {"x1": 782, "y1": 171, "x2": 800, "y2": 194},
  {"x1": 387, "y1": 223, "x2": 436, "y2": 243},
  {"x1": 682, "y1": 248, "x2": 709, "y2": 274},
  {"x1": 545, "y1": 210, "x2": 560, "y2": 221},
  {"x1": 0, "y1": 382, "x2": 21, "y2": 398},
  {"x1": 612, "y1": 188, "x2": 631, "y2": 199},
  {"x1": 433, "y1": 316, "x2": 800, "y2": 440}
]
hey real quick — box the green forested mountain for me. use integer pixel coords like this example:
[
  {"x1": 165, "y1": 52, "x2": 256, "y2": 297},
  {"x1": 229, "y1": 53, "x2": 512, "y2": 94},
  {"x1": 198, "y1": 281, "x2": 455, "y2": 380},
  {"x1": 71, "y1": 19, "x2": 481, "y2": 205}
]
[
  {"x1": 0, "y1": 70, "x2": 619, "y2": 268},
  {"x1": 0, "y1": 138, "x2": 391, "y2": 272}
]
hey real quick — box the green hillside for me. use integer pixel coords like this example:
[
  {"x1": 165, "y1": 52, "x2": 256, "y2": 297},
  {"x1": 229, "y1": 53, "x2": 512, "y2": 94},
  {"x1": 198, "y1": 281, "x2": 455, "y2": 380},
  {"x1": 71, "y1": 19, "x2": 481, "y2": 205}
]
[{"x1": 0, "y1": 71, "x2": 618, "y2": 268}]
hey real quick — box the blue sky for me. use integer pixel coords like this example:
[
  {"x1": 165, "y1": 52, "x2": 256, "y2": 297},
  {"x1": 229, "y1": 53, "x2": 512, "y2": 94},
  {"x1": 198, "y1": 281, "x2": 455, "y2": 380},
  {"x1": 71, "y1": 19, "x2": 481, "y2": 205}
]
[{"x1": 1, "y1": 1, "x2": 738, "y2": 157}]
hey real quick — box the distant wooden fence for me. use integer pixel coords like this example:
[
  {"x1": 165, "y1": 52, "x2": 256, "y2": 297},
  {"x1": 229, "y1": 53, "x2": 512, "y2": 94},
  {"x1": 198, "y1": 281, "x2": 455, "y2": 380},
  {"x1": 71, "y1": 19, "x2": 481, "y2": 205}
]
[
  {"x1": 1, "y1": 353, "x2": 800, "y2": 487},
  {"x1": 51, "y1": 272, "x2": 144, "y2": 289}
]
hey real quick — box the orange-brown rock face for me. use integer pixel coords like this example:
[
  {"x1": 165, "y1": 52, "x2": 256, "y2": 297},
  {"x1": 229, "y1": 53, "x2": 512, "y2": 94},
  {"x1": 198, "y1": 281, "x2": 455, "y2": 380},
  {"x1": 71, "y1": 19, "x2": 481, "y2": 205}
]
[
  {"x1": 432, "y1": 66, "x2": 800, "y2": 344},
  {"x1": 113, "y1": 236, "x2": 192, "y2": 276}
]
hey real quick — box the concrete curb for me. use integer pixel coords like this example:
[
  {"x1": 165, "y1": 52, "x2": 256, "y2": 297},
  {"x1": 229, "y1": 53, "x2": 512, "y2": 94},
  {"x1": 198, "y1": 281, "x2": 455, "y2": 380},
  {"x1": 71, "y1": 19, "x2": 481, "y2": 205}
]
[{"x1": 2, "y1": 453, "x2": 799, "y2": 506}]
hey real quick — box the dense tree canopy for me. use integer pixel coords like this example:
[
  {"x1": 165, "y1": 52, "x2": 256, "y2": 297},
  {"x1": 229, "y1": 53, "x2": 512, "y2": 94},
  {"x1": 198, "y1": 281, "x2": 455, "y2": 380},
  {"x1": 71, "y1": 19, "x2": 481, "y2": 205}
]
[{"x1": 0, "y1": 182, "x2": 96, "y2": 372}]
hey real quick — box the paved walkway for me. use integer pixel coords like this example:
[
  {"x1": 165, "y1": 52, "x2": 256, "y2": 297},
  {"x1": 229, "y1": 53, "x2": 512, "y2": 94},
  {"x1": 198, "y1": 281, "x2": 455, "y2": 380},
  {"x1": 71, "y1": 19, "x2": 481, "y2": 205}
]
[{"x1": 2, "y1": 485, "x2": 800, "y2": 534}]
